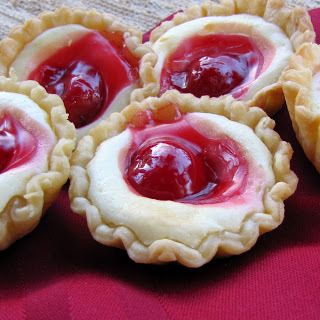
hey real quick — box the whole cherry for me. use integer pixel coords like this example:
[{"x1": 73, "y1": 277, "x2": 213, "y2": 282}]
[
  {"x1": 127, "y1": 137, "x2": 209, "y2": 201},
  {"x1": 38, "y1": 60, "x2": 106, "y2": 128}
]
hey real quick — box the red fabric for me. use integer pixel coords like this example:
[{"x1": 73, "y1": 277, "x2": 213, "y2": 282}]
[
  {"x1": 1, "y1": 11, "x2": 320, "y2": 320},
  {"x1": 310, "y1": 9, "x2": 320, "y2": 44}
]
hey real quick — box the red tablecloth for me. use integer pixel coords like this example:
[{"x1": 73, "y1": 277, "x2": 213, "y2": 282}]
[{"x1": 1, "y1": 10, "x2": 320, "y2": 320}]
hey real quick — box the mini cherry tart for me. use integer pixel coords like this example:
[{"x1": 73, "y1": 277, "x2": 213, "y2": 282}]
[
  {"x1": 125, "y1": 117, "x2": 249, "y2": 204},
  {"x1": 281, "y1": 43, "x2": 320, "y2": 173},
  {"x1": 134, "y1": 0, "x2": 314, "y2": 115},
  {"x1": 153, "y1": 15, "x2": 289, "y2": 103},
  {"x1": 0, "y1": 7, "x2": 148, "y2": 137},
  {"x1": 0, "y1": 78, "x2": 75, "y2": 250},
  {"x1": 69, "y1": 91, "x2": 297, "y2": 268}
]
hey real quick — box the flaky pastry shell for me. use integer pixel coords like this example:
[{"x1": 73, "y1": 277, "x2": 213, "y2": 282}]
[
  {"x1": 281, "y1": 43, "x2": 320, "y2": 172},
  {"x1": 0, "y1": 6, "x2": 150, "y2": 77},
  {"x1": 132, "y1": 0, "x2": 315, "y2": 115},
  {"x1": 0, "y1": 77, "x2": 76, "y2": 250},
  {"x1": 69, "y1": 90, "x2": 297, "y2": 268}
]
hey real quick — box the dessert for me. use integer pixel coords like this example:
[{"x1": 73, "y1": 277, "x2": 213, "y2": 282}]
[
  {"x1": 69, "y1": 90, "x2": 297, "y2": 267},
  {"x1": 0, "y1": 77, "x2": 76, "y2": 250},
  {"x1": 281, "y1": 43, "x2": 320, "y2": 172},
  {"x1": 0, "y1": 7, "x2": 150, "y2": 137},
  {"x1": 133, "y1": 0, "x2": 315, "y2": 115}
]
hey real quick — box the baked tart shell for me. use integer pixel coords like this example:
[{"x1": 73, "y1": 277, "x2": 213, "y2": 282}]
[{"x1": 69, "y1": 90, "x2": 297, "y2": 267}]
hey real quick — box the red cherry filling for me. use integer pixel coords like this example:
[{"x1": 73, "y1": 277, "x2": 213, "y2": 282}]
[
  {"x1": 29, "y1": 31, "x2": 138, "y2": 128},
  {"x1": 160, "y1": 34, "x2": 264, "y2": 98},
  {"x1": 125, "y1": 117, "x2": 248, "y2": 204},
  {"x1": 127, "y1": 138, "x2": 208, "y2": 200},
  {"x1": 38, "y1": 61, "x2": 105, "y2": 128},
  {"x1": 0, "y1": 113, "x2": 37, "y2": 173}
]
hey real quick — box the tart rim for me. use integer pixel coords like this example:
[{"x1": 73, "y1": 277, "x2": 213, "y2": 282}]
[
  {"x1": 69, "y1": 89, "x2": 297, "y2": 268},
  {"x1": 0, "y1": 6, "x2": 151, "y2": 77},
  {"x1": 131, "y1": 0, "x2": 315, "y2": 116},
  {"x1": 281, "y1": 42, "x2": 320, "y2": 172},
  {"x1": 0, "y1": 76, "x2": 76, "y2": 250}
]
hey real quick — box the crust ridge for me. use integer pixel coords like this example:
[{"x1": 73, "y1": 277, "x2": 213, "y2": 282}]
[{"x1": 281, "y1": 42, "x2": 320, "y2": 172}]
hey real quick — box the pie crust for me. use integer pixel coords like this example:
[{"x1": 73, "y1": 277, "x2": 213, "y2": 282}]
[
  {"x1": 281, "y1": 43, "x2": 320, "y2": 172},
  {"x1": 69, "y1": 90, "x2": 298, "y2": 267},
  {"x1": 0, "y1": 6, "x2": 151, "y2": 137},
  {"x1": 0, "y1": 77, "x2": 76, "y2": 250},
  {"x1": 132, "y1": 0, "x2": 315, "y2": 115}
]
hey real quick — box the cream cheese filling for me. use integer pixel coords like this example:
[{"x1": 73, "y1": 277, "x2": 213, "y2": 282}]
[
  {"x1": 0, "y1": 92, "x2": 56, "y2": 211},
  {"x1": 152, "y1": 14, "x2": 293, "y2": 100},
  {"x1": 87, "y1": 113, "x2": 275, "y2": 248}
]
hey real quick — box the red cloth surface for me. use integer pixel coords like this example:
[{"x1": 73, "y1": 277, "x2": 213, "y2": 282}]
[{"x1": 1, "y1": 10, "x2": 320, "y2": 320}]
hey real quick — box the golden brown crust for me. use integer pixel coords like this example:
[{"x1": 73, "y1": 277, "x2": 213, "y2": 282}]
[
  {"x1": 0, "y1": 6, "x2": 151, "y2": 77},
  {"x1": 281, "y1": 43, "x2": 320, "y2": 172},
  {"x1": 69, "y1": 90, "x2": 297, "y2": 267},
  {"x1": 132, "y1": 0, "x2": 315, "y2": 115},
  {"x1": 0, "y1": 77, "x2": 76, "y2": 250}
]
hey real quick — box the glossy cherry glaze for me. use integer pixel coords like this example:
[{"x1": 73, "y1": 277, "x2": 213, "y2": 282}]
[
  {"x1": 29, "y1": 31, "x2": 139, "y2": 128},
  {"x1": 125, "y1": 115, "x2": 248, "y2": 204},
  {"x1": 0, "y1": 113, "x2": 37, "y2": 173},
  {"x1": 37, "y1": 61, "x2": 105, "y2": 128},
  {"x1": 160, "y1": 34, "x2": 264, "y2": 99}
]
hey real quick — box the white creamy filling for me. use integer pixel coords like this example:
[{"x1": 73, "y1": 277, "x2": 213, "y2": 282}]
[
  {"x1": 152, "y1": 14, "x2": 293, "y2": 100},
  {"x1": 10, "y1": 25, "x2": 135, "y2": 137},
  {"x1": 87, "y1": 113, "x2": 275, "y2": 248},
  {"x1": 311, "y1": 72, "x2": 320, "y2": 114},
  {"x1": 11, "y1": 25, "x2": 91, "y2": 80},
  {"x1": 0, "y1": 92, "x2": 56, "y2": 211}
]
